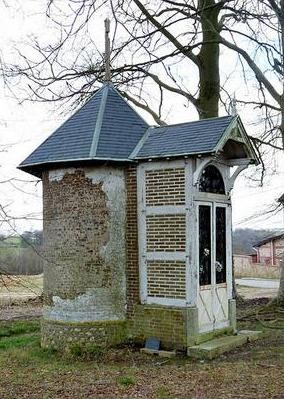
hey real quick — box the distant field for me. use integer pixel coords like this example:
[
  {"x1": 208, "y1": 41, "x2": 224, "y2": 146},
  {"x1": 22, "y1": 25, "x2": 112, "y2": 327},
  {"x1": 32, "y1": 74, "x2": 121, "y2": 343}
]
[
  {"x1": 0, "y1": 275, "x2": 277, "y2": 303},
  {"x1": 0, "y1": 275, "x2": 43, "y2": 305}
]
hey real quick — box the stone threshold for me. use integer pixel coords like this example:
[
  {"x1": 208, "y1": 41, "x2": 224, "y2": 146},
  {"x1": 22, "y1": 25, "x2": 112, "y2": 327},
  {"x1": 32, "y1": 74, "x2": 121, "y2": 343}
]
[{"x1": 187, "y1": 330, "x2": 265, "y2": 359}]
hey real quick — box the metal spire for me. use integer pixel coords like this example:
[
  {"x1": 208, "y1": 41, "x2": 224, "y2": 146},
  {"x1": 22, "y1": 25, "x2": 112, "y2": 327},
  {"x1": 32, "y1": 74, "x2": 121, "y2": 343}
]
[
  {"x1": 229, "y1": 93, "x2": 237, "y2": 116},
  {"x1": 104, "y1": 18, "x2": 111, "y2": 82}
]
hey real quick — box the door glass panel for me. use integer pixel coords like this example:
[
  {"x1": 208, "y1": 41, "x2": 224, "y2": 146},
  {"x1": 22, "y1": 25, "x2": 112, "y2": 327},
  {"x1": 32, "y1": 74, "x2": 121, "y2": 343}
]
[
  {"x1": 199, "y1": 205, "x2": 211, "y2": 286},
  {"x1": 216, "y1": 207, "x2": 226, "y2": 284}
]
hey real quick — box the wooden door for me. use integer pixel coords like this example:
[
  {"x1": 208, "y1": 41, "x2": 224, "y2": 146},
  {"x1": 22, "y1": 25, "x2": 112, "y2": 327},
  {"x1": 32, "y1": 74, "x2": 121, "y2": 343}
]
[{"x1": 197, "y1": 202, "x2": 231, "y2": 333}]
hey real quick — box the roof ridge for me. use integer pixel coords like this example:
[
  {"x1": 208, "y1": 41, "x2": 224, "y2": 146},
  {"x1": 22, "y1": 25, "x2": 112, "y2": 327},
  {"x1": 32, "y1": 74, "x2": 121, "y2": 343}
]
[
  {"x1": 151, "y1": 115, "x2": 234, "y2": 130},
  {"x1": 89, "y1": 85, "x2": 109, "y2": 158},
  {"x1": 129, "y1": 126, "x2": 154, "y2": 159}
]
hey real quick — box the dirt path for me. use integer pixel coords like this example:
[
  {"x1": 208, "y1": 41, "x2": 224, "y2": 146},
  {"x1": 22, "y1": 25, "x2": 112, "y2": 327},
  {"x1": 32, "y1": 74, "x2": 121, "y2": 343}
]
[
  {"x1": 237, "y1": 285, "x2": 278, "y2": 299},
  {"x1": 0, "y1": 303, "x2": 42, "y2": 321}
]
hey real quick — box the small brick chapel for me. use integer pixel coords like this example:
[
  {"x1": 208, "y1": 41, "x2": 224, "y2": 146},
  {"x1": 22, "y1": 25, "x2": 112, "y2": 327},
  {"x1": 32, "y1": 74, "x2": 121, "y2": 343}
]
[{"x1": 19, "y1": 82, "x2": 258, "y2": 351}]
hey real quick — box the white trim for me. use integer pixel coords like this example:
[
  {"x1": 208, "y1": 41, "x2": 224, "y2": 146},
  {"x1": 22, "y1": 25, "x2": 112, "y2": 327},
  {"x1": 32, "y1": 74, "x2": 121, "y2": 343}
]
[
  {"x1": 134, "y1": 150, "x2": 213, "y2": 161},
  {"x1": 193, "y1": 157, "x2": 212, "y2": 186},
  {"x1": 215, "y1": 116, "x2": 238, "y2": 152},
  {"x1": 146, "y1": 205, "x2": 186, "y2": 215},
  {"x1": 226, "y1": 158, "x2": 253, "y2": 166},
  {"x1": 140, "y1": 159, "x2": 187, "y2": 170},
  {"x1": 226, "y1": 203, "x2": 233, "y2": 300},
  {"x1": 194, "y1": 192, "x2": 231, "y2": 202},
  {"x1": 146, "y1": 252, "x2": 186, "y2": 261},
  {"x1": 146, "y1": 297, "x2": 187, "y2": 307},
  {"x1": 185, "y1": 159, "x2": 196, "y2": 305},
  {"x1": 137, "y1": 159, "x2": 188, "y2": 306},
  {"x1": 193, "y1": 158, "x2": 229, "y2": 195},
  {"x1": 200, "y1": 320, "x2": 230, "y2": 333},
  {"x1": 137, "y1": 165, "x2": 147, "y2": 303},
  {"x1": 227, "y1": 163, "x2": 250, "y2": 192}
]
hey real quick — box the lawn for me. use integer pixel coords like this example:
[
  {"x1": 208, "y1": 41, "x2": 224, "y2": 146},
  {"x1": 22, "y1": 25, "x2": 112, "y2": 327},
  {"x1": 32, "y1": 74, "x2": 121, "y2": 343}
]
[{"x1": 0, "y1": 302, "x2": 283, "y2": 399}]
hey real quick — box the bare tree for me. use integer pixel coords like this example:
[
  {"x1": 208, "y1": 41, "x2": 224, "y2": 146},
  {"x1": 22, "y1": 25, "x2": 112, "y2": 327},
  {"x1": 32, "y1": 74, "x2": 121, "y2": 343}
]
[
  {"x1": 2, "y1": 1, "x2": 283, "y2": 155},
  {"x1": 219, "y1": 0, "x2": 284, "y2": 151},
  {"x1": 1, "y1": 0, "x2": 283, "y2": 305}
]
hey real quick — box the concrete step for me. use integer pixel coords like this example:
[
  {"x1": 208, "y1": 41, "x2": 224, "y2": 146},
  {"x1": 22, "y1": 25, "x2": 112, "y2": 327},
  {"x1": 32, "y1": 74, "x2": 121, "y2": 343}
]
[{"x1": 187, "y1": 330, "x2": 264, "y2": 359}]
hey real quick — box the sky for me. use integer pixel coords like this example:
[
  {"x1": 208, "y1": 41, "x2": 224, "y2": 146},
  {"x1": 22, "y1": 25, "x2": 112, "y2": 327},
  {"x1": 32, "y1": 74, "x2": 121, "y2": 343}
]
[{"x1": 0, "y1": 1, "x2": 283, "y2": 235}]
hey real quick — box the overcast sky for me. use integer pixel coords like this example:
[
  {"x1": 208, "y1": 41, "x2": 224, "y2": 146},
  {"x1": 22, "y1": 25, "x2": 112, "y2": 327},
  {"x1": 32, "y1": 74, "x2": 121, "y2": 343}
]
[{"x1": 0, "y1": 2, "x2": 283, "y2": 235}]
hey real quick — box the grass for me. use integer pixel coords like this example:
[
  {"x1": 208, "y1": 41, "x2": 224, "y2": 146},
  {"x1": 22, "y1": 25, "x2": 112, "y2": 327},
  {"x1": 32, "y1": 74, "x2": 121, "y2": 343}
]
[
  {"x1": 0, "y1": 320, "x2": 40, "y2": 337},
  {"x1": 0, "y1": 302, "x2": 283, "y2": 399},
  {"x1": 117, "y1": 375, "x2": 136, "y2": 386}
]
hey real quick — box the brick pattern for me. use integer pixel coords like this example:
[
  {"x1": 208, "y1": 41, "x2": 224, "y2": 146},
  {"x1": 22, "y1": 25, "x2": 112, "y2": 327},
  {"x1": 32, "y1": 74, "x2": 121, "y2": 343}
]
[
  {"x1": 147, "y1": 260, "x2": 186, "y2": 299},
  {"x1": 145, "y1": 168, "x2": 185, "y2": 206},
  {"x1": 146, "y1": 214, "x2": 186, "y2": 251},
  {"x1": 42, "y1": 170, "x2": 111, "y2": 300},
  {"x1": 125, "y1": 165, "x2": 140, "y2": 316},
  {"x1": 131, "y1": 305, "x2": 187, "y2": 349}
]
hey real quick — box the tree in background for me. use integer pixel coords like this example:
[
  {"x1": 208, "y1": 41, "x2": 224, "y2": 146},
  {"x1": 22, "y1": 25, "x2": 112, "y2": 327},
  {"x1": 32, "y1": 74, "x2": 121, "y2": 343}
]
[
  {"x1": 2, "y1": 1, "x2": 283, "y2": 154},
  {"x1": 21, "y1": 230, "x2": 43, "y2": 248}
]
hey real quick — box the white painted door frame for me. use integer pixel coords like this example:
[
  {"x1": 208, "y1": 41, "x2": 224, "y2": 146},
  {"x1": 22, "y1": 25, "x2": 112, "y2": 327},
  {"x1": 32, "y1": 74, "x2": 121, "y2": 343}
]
[{"x1": 195, "y1": 199, "x2": 232, "y2": 332}]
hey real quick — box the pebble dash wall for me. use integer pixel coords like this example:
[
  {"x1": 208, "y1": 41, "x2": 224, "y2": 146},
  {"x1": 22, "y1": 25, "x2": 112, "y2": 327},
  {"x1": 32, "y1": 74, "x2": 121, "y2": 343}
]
[{"x1": 41, "y1": 166, "x2": 127, "y2": 349}]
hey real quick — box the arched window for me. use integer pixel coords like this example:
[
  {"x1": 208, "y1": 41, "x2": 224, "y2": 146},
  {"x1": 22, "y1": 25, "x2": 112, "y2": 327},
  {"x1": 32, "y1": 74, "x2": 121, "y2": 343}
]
[{"x1": 199, "y1": 165, "x2": 225, "y2": 194}]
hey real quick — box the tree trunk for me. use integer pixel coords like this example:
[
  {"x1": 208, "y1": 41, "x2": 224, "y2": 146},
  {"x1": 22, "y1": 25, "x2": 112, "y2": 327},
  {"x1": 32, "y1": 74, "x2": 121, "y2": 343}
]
[{"x1": 196, "y1": 0, "x2": 220, "y2": 119}]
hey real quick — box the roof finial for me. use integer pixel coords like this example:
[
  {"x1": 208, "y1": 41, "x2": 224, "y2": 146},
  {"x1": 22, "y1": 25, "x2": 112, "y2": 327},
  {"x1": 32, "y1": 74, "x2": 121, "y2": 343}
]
[
  {"x1": 229, "y1": 93, "x2": 237, "y2": 116},
  {"x1": 104, "y1": 18, "x2": 111, "y2": 82}
]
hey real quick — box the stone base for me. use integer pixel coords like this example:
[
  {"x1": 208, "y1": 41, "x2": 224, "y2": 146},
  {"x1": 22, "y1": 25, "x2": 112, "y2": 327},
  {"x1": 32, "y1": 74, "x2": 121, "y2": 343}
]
[{"x1": 41, "y1": 319, "x2": 127, "y2": 350}]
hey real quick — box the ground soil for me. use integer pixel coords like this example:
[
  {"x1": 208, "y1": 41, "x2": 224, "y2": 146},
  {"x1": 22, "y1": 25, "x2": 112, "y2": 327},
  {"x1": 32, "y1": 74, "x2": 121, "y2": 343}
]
[{"x1": 0, "y1": 276, "x2": 283, "y2": 398}]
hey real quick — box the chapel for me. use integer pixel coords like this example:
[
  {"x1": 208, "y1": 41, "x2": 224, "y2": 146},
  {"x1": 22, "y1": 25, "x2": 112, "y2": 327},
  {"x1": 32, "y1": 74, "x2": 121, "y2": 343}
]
[{"x1": 19, "y1": 81, "x2": 258, "y2": 352}]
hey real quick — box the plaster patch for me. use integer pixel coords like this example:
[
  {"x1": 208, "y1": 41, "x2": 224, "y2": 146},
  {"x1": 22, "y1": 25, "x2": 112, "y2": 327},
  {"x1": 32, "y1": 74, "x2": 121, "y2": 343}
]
[
  {"x1": 44, "y1": 289, "x2": 125, "y2": 322},
  {"x1": 49, "y1": 168, "x2": 76, "y2": 181}
]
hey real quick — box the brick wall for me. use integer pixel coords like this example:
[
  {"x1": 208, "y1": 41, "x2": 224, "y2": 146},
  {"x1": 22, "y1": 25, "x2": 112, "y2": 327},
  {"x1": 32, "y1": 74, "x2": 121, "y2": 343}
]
[
  {"x1": 125, "y1": 165, "x2": 140, "y2": 316},
  {"x1": 147, "y1": 260, "x2": 186, "y2": 299},
  {"x1": 131, "y1": 305, "x2": 188, "y2": 349},
  {"x1": 126, "y1": 163, "x2": 190, "y2": 349},
  {"x1": 146, "y1": 214, "x2": 186, "y2": 252},
  {"x1": 145, "y1": 168, "x2": 185, "y2": 205}
]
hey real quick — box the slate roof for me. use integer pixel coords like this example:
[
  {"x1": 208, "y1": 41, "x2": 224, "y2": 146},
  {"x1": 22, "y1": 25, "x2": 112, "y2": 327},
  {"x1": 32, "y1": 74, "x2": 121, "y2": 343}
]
[
  {"x1": 18, "y1": 84, "x2": 257, "y2": 177},
  {"x1": 19, "y1": 84, "x2": 149, "y2": 172},
  {"x1": 131, "y1": 116, "x2": 235, "y2": 159}
]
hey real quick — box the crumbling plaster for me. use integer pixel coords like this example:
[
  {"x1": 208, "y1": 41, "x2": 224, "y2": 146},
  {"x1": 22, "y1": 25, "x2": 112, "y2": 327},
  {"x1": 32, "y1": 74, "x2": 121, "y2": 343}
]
[{"x1": 43, "y1": 166, "x2": 127, "y2": 323}]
